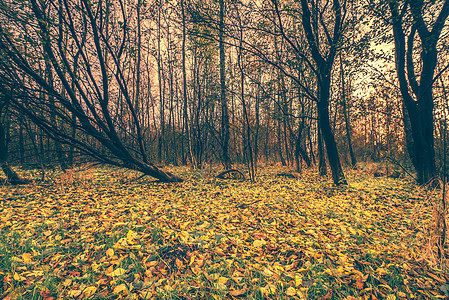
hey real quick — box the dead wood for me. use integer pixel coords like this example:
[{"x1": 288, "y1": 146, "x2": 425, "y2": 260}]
[{"x1": 216, "y1": 169, "x2": 245, "y2": 180}]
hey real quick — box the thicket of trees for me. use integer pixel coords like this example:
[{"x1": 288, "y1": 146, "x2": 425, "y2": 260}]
[{"x1": 0, "y1": 0, "x2": 448, "y2": 184}]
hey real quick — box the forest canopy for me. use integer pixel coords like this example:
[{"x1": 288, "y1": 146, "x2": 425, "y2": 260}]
[{"x1": 0, "y1": 0, "x2": 448, "y2": 184}]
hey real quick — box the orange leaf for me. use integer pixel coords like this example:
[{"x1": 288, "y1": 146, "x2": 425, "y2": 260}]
[
  {"x1": 39, "y1": 288, "x2": 50, "y2": 298},
  {"x1": 229, "y1": 285, "x2": 247, "y2": 296},
  {"x1": 355, "y1": 276, "x2": 364, "y2": 290},
  {"x1": 176, "y1": 258, "x2": 184, "y2": 269}
]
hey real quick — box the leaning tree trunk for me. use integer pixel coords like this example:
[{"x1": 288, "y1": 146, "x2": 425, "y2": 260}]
[{"x1": 0, "y1": 0, "x2": 183, "y2": 183}]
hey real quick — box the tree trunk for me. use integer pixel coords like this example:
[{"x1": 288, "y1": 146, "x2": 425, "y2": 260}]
[
  {"x1": 237, "y1": 19, "x2": 255, "y2": 181},
  {"x1": 318, "y1": 121, "x2": 327, "y2": 176},
  {"x1": 340, "y1": 56, "x2": 357, "y2": 167},
  {"x1": 19, "y1": 121, "x2": 24, "y2": 165},
  {"x1": 45, "y1": 57, "x2": 68, "y2": 170},
  {"x1": 294, "y1": 125, "x2": 311, "y2": 171},
  {"x1": 181, "y1": 0, "x2": 196, "y2": 169},
  {"x1": 0, "y1": 119, "x2": 25, "y2": 184},
  {"x1": 219, "y1": 0, "x2": 231, "y2": 169},
  {"x1": 157, "y1": 4, "x2": 165, "y2": 164},
  {"x1": 389, "y1": 0, "x2": 448, "y2": 184},
  {"x1": 317, "y1": 71, "x2": 347, "y2": 184},
  {"x1": 295, "y1": 0, "x2": 347, "y2": 185}
]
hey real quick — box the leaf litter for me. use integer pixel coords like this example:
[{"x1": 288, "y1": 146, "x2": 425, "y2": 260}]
[{"x1": 0, "y1": 166, "x2": 448, "y2": 299}]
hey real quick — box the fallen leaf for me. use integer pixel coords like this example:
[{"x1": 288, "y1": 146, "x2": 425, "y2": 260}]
[
  {"x1": 113, "y1": 283, "x2": 128, "y2": 295},
  {"x1": 106, "y1": 248, "x2": 114, "y2": 258},
  {"x1": 22, "y1": 253, "x2": 32, "y2": 263},
  {"x1": 229, "y1": 284, "x2": 247, "y2": 296},
  {"x1": 286, "y1": 287, "x2": 297, "y2": 296},
  {"x1": 107, "y1": 268, "x2": 126, "y2": 277},
  {"x1": 83, "y1": 286, "x2": 97, "y2": 298}
]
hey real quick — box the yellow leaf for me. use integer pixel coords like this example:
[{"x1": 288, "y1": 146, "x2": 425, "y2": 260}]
[
  {"x1": 180, "y1": 231, "x2": 190, "y2": 243},
  {"x1": 13, "y1": 272, "x2": 24, "y2": 281},
  {"x1": 113, "y1": 222, "x2": 127, "y2": 227},
  {"x1": 113, "y1": 283, "x2": 128, "y2": 295},
  {"x1": 376, "y1": 268, "x2": 388, "y2": 276},
  {"x1": 127, "y1": 244, "x2": 141, "y2": 249},
  {"x1": 286, "y1": 287, "x2": 297, "y2": 296},
  {"x1": 91, "y1": 262, "x2": 100, "y2": 272},
  {"x1": 253, "y1": 239, "x2": 266, "y2": 248},
  {"x1": 189, "y1": 255, "x2": 195, "y2": 265},
  {"x1": 261, "y1": 283, "x2": 277, "y2": 295},
  {"x1": 386, "y1": 295, "x2": 396, "y2": 300},
  {"x1": 31, "y1": 248, "x2": 40, "y2": 256},
  {"x1": 108, "y1": 268, "x2": 126, "y2": 277},
  {"x1": 106, "y1": 248, "x2": 114, "y2": 258},
  {"x1": 397, "y1": 291, "x2": 407, "y2": 298},
  {"x1": 22, "y1": 253, "x2": 32, "y2": 263},
  {"x1": 83, "y1": 286, "x2": 97, "y2": 298},
  {"x1": 11, "y1": 256, "x2": 23, "y2": 263},
  {"x1": 68, "y1": 289, "x2": 82, "y2": 297},
  {"x1": 63, "y1": 278, "x2": 72, "y2": 287},
  {"x1": 218, "y1": 277, "x2": 228, "y2": 284},
  {"x1": 127, "y1": 230, "x2": 138, "y2": 244},
  {"x1": 196, "y1": 259, "x2": 204, "y2": 267},
  {"x1": 215, "y1": 276, "x2": 228, "y2": 290},
  {"x1": 262, "y1": 267, "x2": 274, "y2": 277},
  {"x1": 295, "y1": 274, "x2": 303, "y2": 287},
  {"x1": 215, "y1": 248, "x2": 225, "y2": 256}
]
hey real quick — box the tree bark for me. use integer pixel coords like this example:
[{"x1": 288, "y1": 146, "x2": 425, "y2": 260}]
[
  {"x1": 0, "y1": 118, "x2": 26, "y2": 184},
  {"x1": 340, "y1": 55, "x2": 357, "y2": 167},
  {"x1": 318, "y1": 121, "x2": 327, "y2": 176},
  {"x1": 219, "y1": 0, "x2": 231, "y2": 169},
  {"x1": 389, "y1": 0, "x2": 449, "y2": 184},
  {"x1": 290, "y1": 0, "x2": 347, "y2": 184},
  {"x1": 181, "y1": 0, "x2": 196, "y2": 169}
]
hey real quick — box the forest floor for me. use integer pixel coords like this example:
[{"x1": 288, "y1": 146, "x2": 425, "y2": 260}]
[{"x1": 0, "y1": 165, "x2": 448, "y2": 300}]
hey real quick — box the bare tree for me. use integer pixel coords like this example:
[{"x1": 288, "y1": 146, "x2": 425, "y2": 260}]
[
  {"x1": 0, "y1": 0, "x2": 182, "y2": 182},
  {"x1": 388, "y1": 0, "x2": 449, "y2": 184}
]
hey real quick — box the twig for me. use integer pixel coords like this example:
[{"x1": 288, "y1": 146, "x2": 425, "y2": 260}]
[{"x1": 386, "y1": 156, "x2": 416, "y2": 181}]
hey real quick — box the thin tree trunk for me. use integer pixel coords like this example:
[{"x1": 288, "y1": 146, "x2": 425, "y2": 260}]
[
  {"x1": 237, "y1": 20, "x2": 255, "y2": 181},
  {"x1": 181, "y1": 0, "x2": 196, "y2": 169},
  {"x1": 157, "y1": 4, "x2": 165, "y2": 164},
  {"x1": 19, "y1": 121, "x2": 24, "y2": 165},
  {"x1": 219, "y1": 0, "x2": 231, "y2": 169},
  {"x1": 340, "y1": 55, "x2": 356, "y2": 167},
  {"x1": 45, "y1": 58, "x2": 68, "y2": 170}
]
